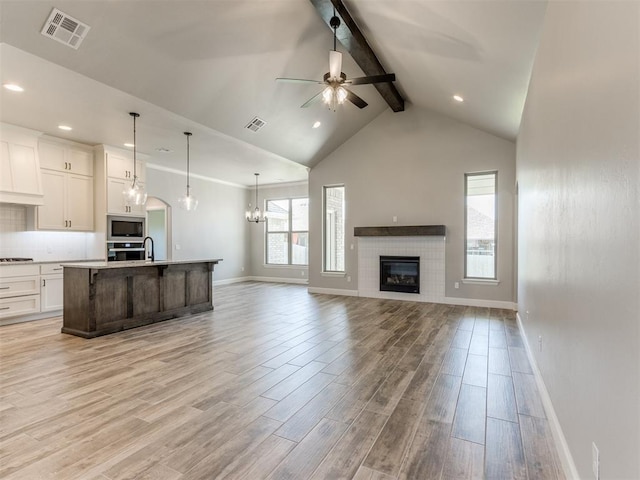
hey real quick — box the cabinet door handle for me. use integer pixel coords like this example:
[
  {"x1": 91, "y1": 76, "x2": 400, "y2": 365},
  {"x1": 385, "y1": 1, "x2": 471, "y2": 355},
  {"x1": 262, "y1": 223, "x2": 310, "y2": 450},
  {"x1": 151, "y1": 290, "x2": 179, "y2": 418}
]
[
  {"x1": 69, "y1": 220, "x2": 72, "y2": 228},
  {"x1": 43, "y1": 279, "x2": 46, "y2": 287},
  {"x1": 64, "y1": 161, "x2": 68, "y2": 170},
  {"x1": 0, "y1": 307, "x2": 10, "y2": 310},
  {"x1": 0, "y1": 286, "x2": 10, "y2": 290},
  {"x1": 52, "y1": 268, "x2": 62, "y2": 271},
  {"x1": 65, "y1": 220, "x2": 68, "y2": 228},
  {"x1": 69, "y1": 162, "x2": 72, "y2": 171}
]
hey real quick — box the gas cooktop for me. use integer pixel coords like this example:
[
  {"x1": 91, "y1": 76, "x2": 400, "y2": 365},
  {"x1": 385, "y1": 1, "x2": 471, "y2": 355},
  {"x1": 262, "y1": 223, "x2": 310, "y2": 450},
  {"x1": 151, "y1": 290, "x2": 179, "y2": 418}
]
[{"x1": 0, "y1": 258, "x2": 34, "y2": 262}]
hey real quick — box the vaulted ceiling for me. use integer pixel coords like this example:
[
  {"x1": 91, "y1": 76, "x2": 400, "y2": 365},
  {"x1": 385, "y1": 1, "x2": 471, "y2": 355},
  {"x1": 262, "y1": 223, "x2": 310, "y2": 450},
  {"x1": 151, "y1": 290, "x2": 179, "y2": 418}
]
[{"x1": 0, "y1": 0, "x2": 548, "y2": 186}]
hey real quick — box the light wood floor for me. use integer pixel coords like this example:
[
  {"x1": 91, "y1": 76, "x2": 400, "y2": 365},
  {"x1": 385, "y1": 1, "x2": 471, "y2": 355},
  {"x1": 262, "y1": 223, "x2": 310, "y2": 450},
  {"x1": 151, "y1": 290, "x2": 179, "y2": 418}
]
[{"x1": 0, "y1": 282, "x2": 565, "y2": 479}]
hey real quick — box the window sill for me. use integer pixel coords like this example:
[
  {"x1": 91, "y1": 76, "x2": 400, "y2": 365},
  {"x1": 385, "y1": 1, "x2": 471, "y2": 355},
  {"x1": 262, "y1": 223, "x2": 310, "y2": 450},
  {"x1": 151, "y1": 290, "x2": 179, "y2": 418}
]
[
  {"x1": 263, "y1": 264, "x2": 308, "y2": 269},
  {"x1": 322, "y1": 271, "x2": 346, "y2": 277},
  {"x1": 462, "y1": 278, "x2": 500, "y2": 286}
]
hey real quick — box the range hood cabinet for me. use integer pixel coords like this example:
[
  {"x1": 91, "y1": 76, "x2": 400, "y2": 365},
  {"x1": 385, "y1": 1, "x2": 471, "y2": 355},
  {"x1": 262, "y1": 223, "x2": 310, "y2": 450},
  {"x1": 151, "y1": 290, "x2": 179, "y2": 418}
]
[{"x1": 0, "y1": 124, "x2": 44, "y2": 206}]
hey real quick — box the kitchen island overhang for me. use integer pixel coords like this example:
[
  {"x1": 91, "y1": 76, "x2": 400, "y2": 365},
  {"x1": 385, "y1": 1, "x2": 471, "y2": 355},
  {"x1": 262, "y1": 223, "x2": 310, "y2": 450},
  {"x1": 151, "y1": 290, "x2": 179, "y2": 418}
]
[{"x1": 61, "y1": 259, "x2": 222, "y2": 338}]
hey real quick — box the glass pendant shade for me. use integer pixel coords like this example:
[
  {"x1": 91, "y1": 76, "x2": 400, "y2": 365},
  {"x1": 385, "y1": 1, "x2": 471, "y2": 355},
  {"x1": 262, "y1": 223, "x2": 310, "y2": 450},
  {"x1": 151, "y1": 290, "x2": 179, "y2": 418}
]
[
  {"x1": 125, "y1": 177, "x2": 147, "y2": 206},
  {"x1": 178, "y1": 132, "x2": 198, "y2": 211},
  {"x1": 246, "y1": 173, "x2": 266, "y2": 223},
  {"x1": 178, "y1": 193, "x2": 198, "y2": 211},
  {"x1": 123, "y1": 112, "x2": 147, "y2": 206}
]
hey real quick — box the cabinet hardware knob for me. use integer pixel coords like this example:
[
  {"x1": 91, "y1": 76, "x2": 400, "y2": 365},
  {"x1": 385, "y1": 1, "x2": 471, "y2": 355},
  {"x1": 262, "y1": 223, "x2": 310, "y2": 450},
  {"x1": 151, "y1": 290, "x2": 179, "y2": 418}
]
[
  {"x1": 0, "y1": 307, "x2": 10, "y2": 310},
  {"x1": 0, "y1": 287, "x2": 10, "y2": 290},
  {"x1": 43, "y1": 279, "x2": 46, "y2": 287},
  {"x1": 65, "y1": 162, "x2": 68, "y2": 169}
]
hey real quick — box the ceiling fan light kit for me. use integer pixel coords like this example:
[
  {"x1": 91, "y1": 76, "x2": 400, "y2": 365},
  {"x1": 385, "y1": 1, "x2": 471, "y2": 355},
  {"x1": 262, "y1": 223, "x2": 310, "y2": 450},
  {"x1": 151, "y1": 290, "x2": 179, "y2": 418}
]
[
  {"x1": 246, "y1": 173, "x2": 267, "y2": 223},
  {"x1": 276, "y1": 15, "x2": 396, "y2": 111},
  {"x1": 123, "y1": 112, "x2": 147, "y2": 206}
]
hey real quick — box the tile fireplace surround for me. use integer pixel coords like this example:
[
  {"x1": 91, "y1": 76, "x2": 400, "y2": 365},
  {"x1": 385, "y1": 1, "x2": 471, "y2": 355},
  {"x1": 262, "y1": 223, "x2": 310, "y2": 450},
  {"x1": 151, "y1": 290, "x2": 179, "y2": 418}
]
[{"x1": 356, "y1": 225, "x2": 446, "y2": 303}]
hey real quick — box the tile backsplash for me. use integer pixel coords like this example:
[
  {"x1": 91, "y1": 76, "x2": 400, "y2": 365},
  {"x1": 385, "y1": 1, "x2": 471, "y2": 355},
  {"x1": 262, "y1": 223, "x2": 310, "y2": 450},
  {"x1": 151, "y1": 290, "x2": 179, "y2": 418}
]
[{"x1": 0, "y1": 205, "x2": 104, "y2": 260}]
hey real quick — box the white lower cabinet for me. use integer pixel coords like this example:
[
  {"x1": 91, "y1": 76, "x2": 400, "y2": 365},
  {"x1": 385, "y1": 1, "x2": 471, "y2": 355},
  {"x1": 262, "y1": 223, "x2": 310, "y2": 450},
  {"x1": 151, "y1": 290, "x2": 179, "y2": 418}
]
[
  {"x1": 40, "y1": 264, "x2": 64, "y2": 312},
  {"x1": 0, "y1": 264, "x2": 41, "y2": 319}
]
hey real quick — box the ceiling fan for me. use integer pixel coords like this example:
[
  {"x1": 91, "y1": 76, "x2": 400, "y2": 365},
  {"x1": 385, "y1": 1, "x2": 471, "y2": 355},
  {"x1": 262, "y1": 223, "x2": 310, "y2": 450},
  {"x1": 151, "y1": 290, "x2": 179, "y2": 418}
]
[{"x1": 276, "y1": 15, "x2": 396, "y2": 110}]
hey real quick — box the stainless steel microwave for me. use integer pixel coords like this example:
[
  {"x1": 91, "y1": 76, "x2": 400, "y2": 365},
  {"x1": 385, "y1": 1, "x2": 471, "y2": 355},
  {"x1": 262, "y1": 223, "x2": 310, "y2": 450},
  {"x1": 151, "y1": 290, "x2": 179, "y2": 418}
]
[{"x1": 107, "y1": 215, "x2": 145, "y2": 241}]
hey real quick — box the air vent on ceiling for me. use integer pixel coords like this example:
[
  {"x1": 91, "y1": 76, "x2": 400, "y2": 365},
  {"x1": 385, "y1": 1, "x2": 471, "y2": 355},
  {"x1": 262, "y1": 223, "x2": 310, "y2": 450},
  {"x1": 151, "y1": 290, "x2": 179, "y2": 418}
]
[
  {"x1": 40, "y1": 8, "x2": 90, "y2": 50},
  {"x1": 245, "y1": 117, "x2": 266, "y2": 133}
]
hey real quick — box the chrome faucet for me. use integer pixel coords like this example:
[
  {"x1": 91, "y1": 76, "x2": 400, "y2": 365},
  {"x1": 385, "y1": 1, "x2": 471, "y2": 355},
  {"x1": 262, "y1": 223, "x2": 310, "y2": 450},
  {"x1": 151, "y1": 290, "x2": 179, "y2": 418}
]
[{"x1": 143, "y1": 236, "x2": 154, "y2": 262}]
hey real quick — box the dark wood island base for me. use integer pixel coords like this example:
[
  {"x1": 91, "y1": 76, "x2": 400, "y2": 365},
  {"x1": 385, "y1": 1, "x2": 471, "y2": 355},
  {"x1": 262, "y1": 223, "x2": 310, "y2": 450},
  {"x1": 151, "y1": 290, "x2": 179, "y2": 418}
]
[{"x1": 61, "y1": 259, "x2": 222, "y2": 338}]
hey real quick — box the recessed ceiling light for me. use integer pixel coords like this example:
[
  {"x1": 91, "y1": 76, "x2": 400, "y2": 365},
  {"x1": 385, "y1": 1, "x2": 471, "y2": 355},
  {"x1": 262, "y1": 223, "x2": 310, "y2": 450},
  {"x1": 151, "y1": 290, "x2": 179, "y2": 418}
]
[
  {"x1": 453, "y1": 95, "x2": 464, "y2": 102},
  {"x1": 58, "y1": 125, "x2": 72, "y2": 131},
  {"x1": 3, "y1": 83, "x2": 24, "y2": 92},
  {"x1": 124, "y1": 143, "x2": 135, "y2": 148},
  {"x1": 312, "y1": 121, "x2": 321, "y2": 129}
]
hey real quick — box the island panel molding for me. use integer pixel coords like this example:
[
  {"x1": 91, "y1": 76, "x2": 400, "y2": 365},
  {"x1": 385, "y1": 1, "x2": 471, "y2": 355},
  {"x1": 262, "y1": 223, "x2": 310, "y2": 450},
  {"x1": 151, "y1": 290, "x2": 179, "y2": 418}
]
[
  {"x1": 61, "y1": 259, "x2": 221, "y2": 338},
  {"x1": 354, "y1": 225, "x2": 446, "y2": 237}
]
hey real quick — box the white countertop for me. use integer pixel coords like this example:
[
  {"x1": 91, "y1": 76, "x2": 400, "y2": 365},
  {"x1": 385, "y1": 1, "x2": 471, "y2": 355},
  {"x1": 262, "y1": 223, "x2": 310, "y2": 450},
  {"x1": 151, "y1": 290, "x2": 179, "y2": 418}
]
[
  {"x1": 61, "y1": 259, "x2": 223, "y2": 269},
  {"x1": 0, "y1": 259, "x2": 104, "y2": 266}
]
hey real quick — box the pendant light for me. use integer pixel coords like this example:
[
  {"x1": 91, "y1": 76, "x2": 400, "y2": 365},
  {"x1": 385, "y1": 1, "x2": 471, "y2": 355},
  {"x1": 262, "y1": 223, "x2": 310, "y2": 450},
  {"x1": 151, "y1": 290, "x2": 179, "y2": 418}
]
[
  {"x1": 246, "y1": 173, "x2": 267, "y2": 223},
  {"x1": 178, "y1": 132, "x2": 198, "y2": 211},
  {"x1": 123, "y1": 112, "x2": 147, "y2": 206}
]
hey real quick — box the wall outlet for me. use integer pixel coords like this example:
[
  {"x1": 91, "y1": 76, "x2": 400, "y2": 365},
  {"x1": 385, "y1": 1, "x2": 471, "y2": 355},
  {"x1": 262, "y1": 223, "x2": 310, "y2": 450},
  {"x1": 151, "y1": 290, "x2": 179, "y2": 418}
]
[
  {"x1": 301, "y1": 270, "x2": 305, "y2": 277},
  {"x1": 347, "y1": 276, "x2": 351, "y2": 282},
  {"x1": 350, "y1": 243, "x2": 354, "y2": 250},
  {"x1": 392, "y1": 216, "x2": 398, "y2": 223},
  {"x1": 454, "y1": 282, "x2": 460, "y2": 289},
  {"x1": 175, "y1": 244, "x2": 181, "y2": 250},
  {"x1": 538, "y1": 335, "x2": 543, "y2": 352},
  {"x1": 241, "y1": 267, "x2": 244, "y2": 272},
  {"x1": 592, "y1": 442, "x2": 599, "y2": 479}
]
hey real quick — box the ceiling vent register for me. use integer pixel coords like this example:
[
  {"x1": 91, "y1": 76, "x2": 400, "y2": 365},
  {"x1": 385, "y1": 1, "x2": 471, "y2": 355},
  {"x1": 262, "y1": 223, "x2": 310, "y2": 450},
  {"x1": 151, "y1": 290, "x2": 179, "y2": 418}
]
[
  {"x1": 41, "y1": 8, "x2": 90, "y2": 50},
  {"x1": 245, "y1": 117, "x2": 266, "y2": 133}
]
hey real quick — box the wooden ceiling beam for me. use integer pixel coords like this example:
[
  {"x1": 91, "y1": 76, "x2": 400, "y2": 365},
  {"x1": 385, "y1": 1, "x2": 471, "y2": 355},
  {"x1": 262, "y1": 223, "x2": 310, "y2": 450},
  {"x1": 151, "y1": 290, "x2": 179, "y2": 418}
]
[{"x1": 309, "y1": 0, "x2": 405, "y2": 112}]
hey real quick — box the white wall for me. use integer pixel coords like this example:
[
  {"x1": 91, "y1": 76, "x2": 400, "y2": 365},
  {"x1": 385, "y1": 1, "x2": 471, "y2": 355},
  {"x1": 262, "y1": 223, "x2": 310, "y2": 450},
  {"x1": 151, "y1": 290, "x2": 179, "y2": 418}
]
[
  {"x1": 146, "y1": 166, "x2": 250, "y2": 282},
  {"x1": 309, "y1": 104, "x2": 516, "y2": 303},
  {"x1": 248, "y1": 181, "x2": 309, "y2": 282},
  {"x1": 517, "y1": 1, "x2": 640, "y2": 478}
]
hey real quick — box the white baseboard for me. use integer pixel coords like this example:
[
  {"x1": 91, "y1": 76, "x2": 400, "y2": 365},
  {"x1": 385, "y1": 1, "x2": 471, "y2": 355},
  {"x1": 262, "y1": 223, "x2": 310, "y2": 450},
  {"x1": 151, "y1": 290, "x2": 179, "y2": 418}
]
[
  {"x1": 214, "y1": 276, "x2": 308, "y2": 286},
  {"x1": 516, "y1": 312, "x2": 579, "y2": 479},
  {"x1": 213, "y1": 276, "x2": 250, "y2": 286},
  {"x1": 307, "y1": 287, "x2": 359, "y2": 297},
  {"x1": 306, "y1": 287, "x2": 516, "y2": 309},
  {"x1": 441, "y1": 296, "x2": 517, "y2": 310}
]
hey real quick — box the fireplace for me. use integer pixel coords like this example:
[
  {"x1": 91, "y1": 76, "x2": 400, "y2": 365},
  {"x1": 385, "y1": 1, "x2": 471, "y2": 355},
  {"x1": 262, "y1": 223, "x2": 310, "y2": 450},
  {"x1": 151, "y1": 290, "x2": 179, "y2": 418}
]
[{"x1": 379, "y1": 256, "x2": 420, "y2": 294}]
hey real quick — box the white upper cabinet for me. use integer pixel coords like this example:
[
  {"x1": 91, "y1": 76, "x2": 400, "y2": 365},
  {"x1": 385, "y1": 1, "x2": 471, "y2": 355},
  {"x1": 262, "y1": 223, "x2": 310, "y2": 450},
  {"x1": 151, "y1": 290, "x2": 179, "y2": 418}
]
[
  {"x1": 37, "y1": 138, "x2": 94, "y2": 231},
  {"x1": 107, "y1": 153, "x2": 145, "y2": 183},
  {"x1": 107, "y1": 177, "x2": 146, "y2": 216},
  {"x1": 0, "y1": 124, "x2": 44, "y2": 205},
  {"x1": 39, "y1": 141, "x2": 93, "y2": 176}
]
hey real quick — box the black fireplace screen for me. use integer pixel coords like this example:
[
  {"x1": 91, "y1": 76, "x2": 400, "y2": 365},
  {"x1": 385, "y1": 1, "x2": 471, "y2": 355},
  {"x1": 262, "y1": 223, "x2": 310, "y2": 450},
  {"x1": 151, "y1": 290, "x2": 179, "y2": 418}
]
[{"x1": 380, "y1": 256, "x2": 420, "y2": 294}]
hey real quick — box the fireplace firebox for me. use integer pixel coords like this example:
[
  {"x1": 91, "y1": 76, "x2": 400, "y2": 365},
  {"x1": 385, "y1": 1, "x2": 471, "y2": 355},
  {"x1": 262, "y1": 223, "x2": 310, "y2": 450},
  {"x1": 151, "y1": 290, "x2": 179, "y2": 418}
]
[{"x1": 380, "y1": 256, "x2": 420, "y2": 294}]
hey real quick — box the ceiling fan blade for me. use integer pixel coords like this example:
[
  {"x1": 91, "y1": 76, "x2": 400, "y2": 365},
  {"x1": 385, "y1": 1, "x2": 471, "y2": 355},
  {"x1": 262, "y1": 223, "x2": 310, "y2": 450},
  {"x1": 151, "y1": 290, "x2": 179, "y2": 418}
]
[
  {"x1": 346, "y1": 73, "x2": 396, "y2": 85},
  {"x1": 345, "y1": 88, "x2": 368, "y2": 109},
  {"x1": 301, "y1": 91, "x2": 323, "y2": 108},
  {"x1": 329, "y1": 50, "x2": 342, "y2": 80},
  {"x1": 276, "y1": 77, "x2": 323, "y2": 84}
]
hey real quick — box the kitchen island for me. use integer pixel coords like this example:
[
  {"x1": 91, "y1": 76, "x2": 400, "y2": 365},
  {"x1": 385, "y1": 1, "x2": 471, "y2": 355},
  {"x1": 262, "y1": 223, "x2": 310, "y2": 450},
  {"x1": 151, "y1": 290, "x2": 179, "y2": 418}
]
[{"x1": 61, "y1": 259, "x2": 222, "y2": 338}]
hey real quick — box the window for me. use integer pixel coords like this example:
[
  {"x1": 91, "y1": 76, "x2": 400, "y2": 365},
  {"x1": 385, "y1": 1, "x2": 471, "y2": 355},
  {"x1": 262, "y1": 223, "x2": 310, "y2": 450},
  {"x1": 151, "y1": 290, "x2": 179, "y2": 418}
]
[
  {"x1": 465, "y1": 172, "x2": 497, "y2": 279},
  {"x1": 266, "y1": 198, "x2": 308, "y2": 265},
  {"x1": 323, "y1": 185, "x2": 345, "y2": 272}
]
